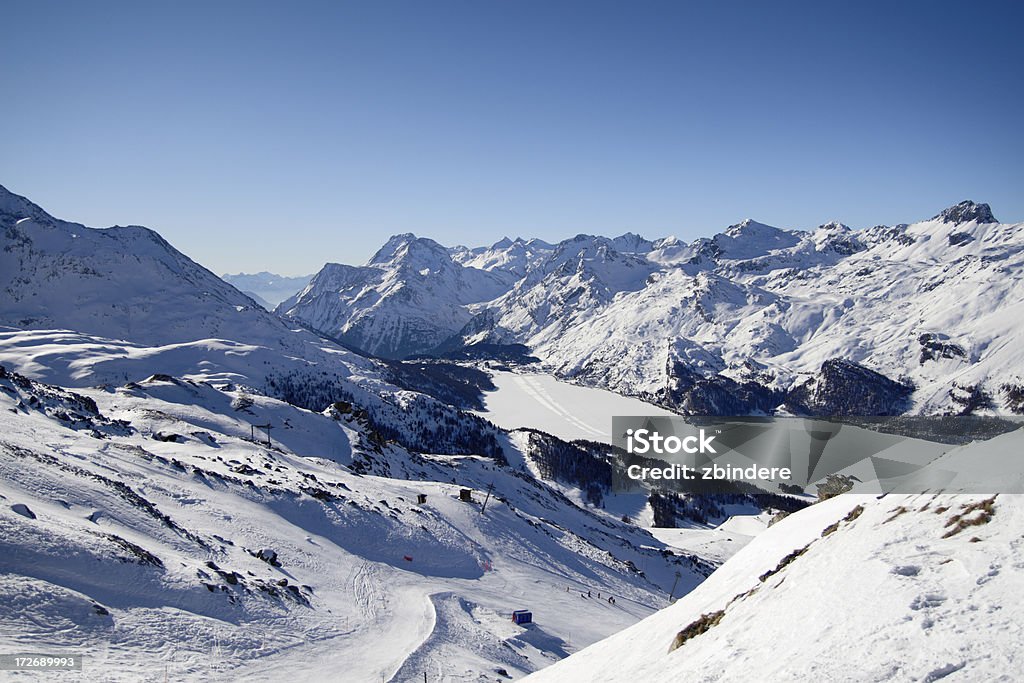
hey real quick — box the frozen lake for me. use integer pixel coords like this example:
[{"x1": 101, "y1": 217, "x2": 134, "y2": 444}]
[{"x1": 474, "y1": 371, "x2": 675, "y2": 443}]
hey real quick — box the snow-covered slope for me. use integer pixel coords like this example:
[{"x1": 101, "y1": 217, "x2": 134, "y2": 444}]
[
  {"x1": 221, "y1": 272, "x2": 313, "y2": 308},
  {"x1": 0, "y1": 182, "x2": 394, "y2": 443},
  {"x1": 278, "y1": 234, "x2": 510, "y2": 359},
  {"x1": 0, "y1": 365, "x2": 704, "y2": 681},
  {"x1": 525, "y1": 479, "x2": 1024, "y2": 680}
]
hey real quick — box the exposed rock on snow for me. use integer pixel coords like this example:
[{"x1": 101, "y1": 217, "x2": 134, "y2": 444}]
[
  {"x1": 932, "y1": 200, "x2": 997, "y2": 225},
  {"x1": 11, "y1": 503, "x2": 35, "y2": 519}
]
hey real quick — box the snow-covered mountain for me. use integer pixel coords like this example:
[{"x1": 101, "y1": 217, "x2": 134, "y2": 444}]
[
  {"x1": 0, "y1": 183, "x2": 392, "y2": 422},
  {"x1": 525, "y1": 435, "x2": 1024, "y2": 681},
  {"x1": 0, "y1": 185, "x2": 307, "y2": 351},
  {"x1": 221, "y1": 272, "x2": 313, "y2": 309},
  {"x1": 462, "y1": 235, "x2": 660, "y2": 351},
  {"x1": 280, "y1": 230, "x2": 674, "y2": 362},
  {"x1": 351, "y1": 201, "x2": 1022, "y2": 417},
  {"x1": 449, "y1": 236, "x2": 555, "y2": 281},
  {"x1": 277, "y1": 234, "x2": 510, "y2": 359}
]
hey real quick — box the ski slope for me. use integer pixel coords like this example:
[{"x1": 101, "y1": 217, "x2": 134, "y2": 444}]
[
  {"x1": 525, "y1": 434, "x2": 1024, "y2": 682},
  {"x1": 649, "y1": 513, "x2": 770, "y2": 565},
  {"x1": 0, "y1": 366, "x2": 697, "y2": 682}
]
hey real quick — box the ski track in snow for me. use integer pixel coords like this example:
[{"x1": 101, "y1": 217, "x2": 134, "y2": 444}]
[
  {"x1": 390, "y1": 592, "x2": 530, "y2": 682},
  {"x1": 476, "y1": 372, "x2": 675, "y2": 443},
  {"x1": 514, "y1": 375, "x2": 606, "y2": 439},
  {"x1": 352, "y1": 561, "x2": 386, "y2": 619}
]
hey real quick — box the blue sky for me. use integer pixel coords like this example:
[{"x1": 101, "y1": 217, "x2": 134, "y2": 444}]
[{"x1": 2, "y1": 0, "x2": 1021, "y2": 275}]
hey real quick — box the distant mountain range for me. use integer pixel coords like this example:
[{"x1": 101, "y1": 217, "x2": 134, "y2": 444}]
[
  {"x1": 221, "y1": 271, "x2": 313, "y2": 309},
  {"x1": 279, "y1": 201, "x2": 1024, "y2": 417}
]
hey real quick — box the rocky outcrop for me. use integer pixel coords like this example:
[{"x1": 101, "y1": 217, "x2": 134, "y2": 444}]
[
  {"x1": 786, "y1": 359, "x2": 913, "y2": 416},
  {"x1": 932, "y1": 200, "x2": 996, "y2": 225},
  {"x1": 666, "y1": 365, "x2": 781, "y2": 416}
]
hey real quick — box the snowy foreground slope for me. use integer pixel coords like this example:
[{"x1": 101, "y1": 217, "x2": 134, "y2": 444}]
[
  {"x1": 525, "y1": 455, "x2": 1024, "y2": 681},
  {"x1": 0, "y1": 367, "x2": 706, "y2": 681}
]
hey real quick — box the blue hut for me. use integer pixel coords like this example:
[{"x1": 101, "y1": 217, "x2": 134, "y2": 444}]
[{"x1": 511, "y1": 609, "x2": 532, "y2": 625}]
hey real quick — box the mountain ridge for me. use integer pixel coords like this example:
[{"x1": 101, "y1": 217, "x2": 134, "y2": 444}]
[{"x1": 283, "y1": 200, "x2": 1024, "y2": 416}]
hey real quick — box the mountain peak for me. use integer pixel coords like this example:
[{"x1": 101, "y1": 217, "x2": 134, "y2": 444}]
[
  {"x1": 721, "y1": 218, "x2": 784, "y2": 237},
  {"x1": 369, "y1": 233, "x2": 450, "y2": 266},
  {"x1": 610, "y1": 232, "x2": 654, "y2": 254},
  {"x1": 379, "y1": 232, "x2": 418, "y2": 248},
  {"x1": 932, "y1": 200, "x2": 997, "y2": 225},
  {"x1": 0, "y1": 183, "x2": 57, "y2": 226},
  {"x1": 721, "y1": 218, "x2": 778, "y2": 235}
]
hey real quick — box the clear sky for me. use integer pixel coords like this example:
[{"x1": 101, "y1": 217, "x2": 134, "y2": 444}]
[{"x1": 2, "y1": 1, "x2": 1021, "y2": 276}]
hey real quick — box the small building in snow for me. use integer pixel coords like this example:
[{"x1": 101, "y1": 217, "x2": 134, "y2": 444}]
[{"x1": 511, "y1": 609, "x2": 532, "y2": 625}]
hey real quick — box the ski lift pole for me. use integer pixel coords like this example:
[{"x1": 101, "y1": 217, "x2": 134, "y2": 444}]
[
  {"x1": 480, "y1": 482, "x2": 495, "y2": 515},
  {"x1": 255, "y1": 422, "x2": 274, "y2": 447}
]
